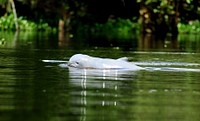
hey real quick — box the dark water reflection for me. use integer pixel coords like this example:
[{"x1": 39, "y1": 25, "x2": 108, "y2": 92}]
[
  {"x1": 1, "y1": 32, "x2": 200, "y2": 121},
  {"x1": 1, "y1": 31, "x2": 200, "y2": 52}
]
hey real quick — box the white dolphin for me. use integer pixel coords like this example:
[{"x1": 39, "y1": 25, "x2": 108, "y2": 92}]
[{"x1": 67, "y1": 54, "x2": 144, "y2": 70}]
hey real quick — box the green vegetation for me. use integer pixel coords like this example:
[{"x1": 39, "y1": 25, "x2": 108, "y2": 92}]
[
  {"x1": 0, "y1": 0, "x2": 200, "y2": 36},
  {"x1": 178, "y1": 20, "x2": 200, "y2": 34},
  {"x1": 75, "y1": 18, "x2": 140, "y2": 40},
  {"x1": 0, "y1": 14, "x2": 53, "y2": 31}
]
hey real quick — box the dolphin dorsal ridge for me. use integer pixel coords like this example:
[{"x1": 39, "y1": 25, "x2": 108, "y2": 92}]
[{"x1": 117, "y1": 57, "x2": 129, "y2": 61}]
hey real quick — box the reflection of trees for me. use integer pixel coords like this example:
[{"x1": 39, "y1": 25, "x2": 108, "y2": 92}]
[
  {"x1": 58, "y1": 31, "x2": 71, "y2": 49},
  {"x1": 179, "y1": 34, "x2": 200, "y2": 52},
  {"x1": 0, "y1": 31, "x2": 60, "y2": 49},
  {"x1": 138, "y1": 34, "x2": 178, "y2": 50},
  {"x1": 6, "y1": 50, "x2": 73, "y2": 121}
]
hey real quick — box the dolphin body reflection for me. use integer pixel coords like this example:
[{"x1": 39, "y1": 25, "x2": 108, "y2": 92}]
[{"x1": 67, "y1": 54, "x2": 144, "y2": 70}]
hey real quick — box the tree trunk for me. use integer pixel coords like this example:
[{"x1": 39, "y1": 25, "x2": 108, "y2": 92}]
[{"x1": 9, "y1": 0, "x2": 19, "y2": 31}]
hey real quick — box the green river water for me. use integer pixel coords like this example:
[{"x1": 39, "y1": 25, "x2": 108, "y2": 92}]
[{"x1": 0, "y1": 31, "x2": 200, "y2": 121}]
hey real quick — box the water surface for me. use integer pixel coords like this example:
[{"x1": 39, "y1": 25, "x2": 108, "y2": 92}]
[{"x1": 1, "y1": 32, "x2": 200, "y2": 121}]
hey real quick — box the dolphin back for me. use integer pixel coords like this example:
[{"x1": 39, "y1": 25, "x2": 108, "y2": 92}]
[
  {"x1": 68, "y1": 54, "x2": 143, "y2": 70},
  {"x1": 90, "y1": 57, "x2": 143, "y2": 70}
]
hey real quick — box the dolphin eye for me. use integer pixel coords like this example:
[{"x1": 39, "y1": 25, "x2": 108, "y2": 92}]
[{"x1": 75, "y1": 62, "x2": 79, "y2": 64}]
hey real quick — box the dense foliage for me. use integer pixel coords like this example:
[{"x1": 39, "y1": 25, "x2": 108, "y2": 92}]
[
  {"x1": 0, "y1": 13, "x2": 53, "y2": 30},
  {"x1": 0, "y1": 0, "x2": 200, "y2": 34}
]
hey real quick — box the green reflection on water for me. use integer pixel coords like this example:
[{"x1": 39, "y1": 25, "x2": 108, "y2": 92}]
[
  {"x1": 0, "y1": 32, "x2": 200, "y2": 121},
  {"x1": 1, "y1": 31, "x2": 200, "y2": 52}
]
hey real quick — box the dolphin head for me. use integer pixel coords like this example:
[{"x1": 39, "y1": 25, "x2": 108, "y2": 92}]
[{"x1": 68, "y1": 54, "x2": 91, "y2": 68}]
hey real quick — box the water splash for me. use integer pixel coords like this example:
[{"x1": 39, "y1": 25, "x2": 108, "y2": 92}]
[
  {"x1": 145, "y1": 67, "x2": 200, "y2": 72},
  {"x1": 134, "y1": 61, "x2": 200, "y2": 72},
  {"x1": 133, "y1": 61, "x2": 200, "y2": 66},
  {"x1": 42, "y1": 60, "x2": 68, "y2": 63}
]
